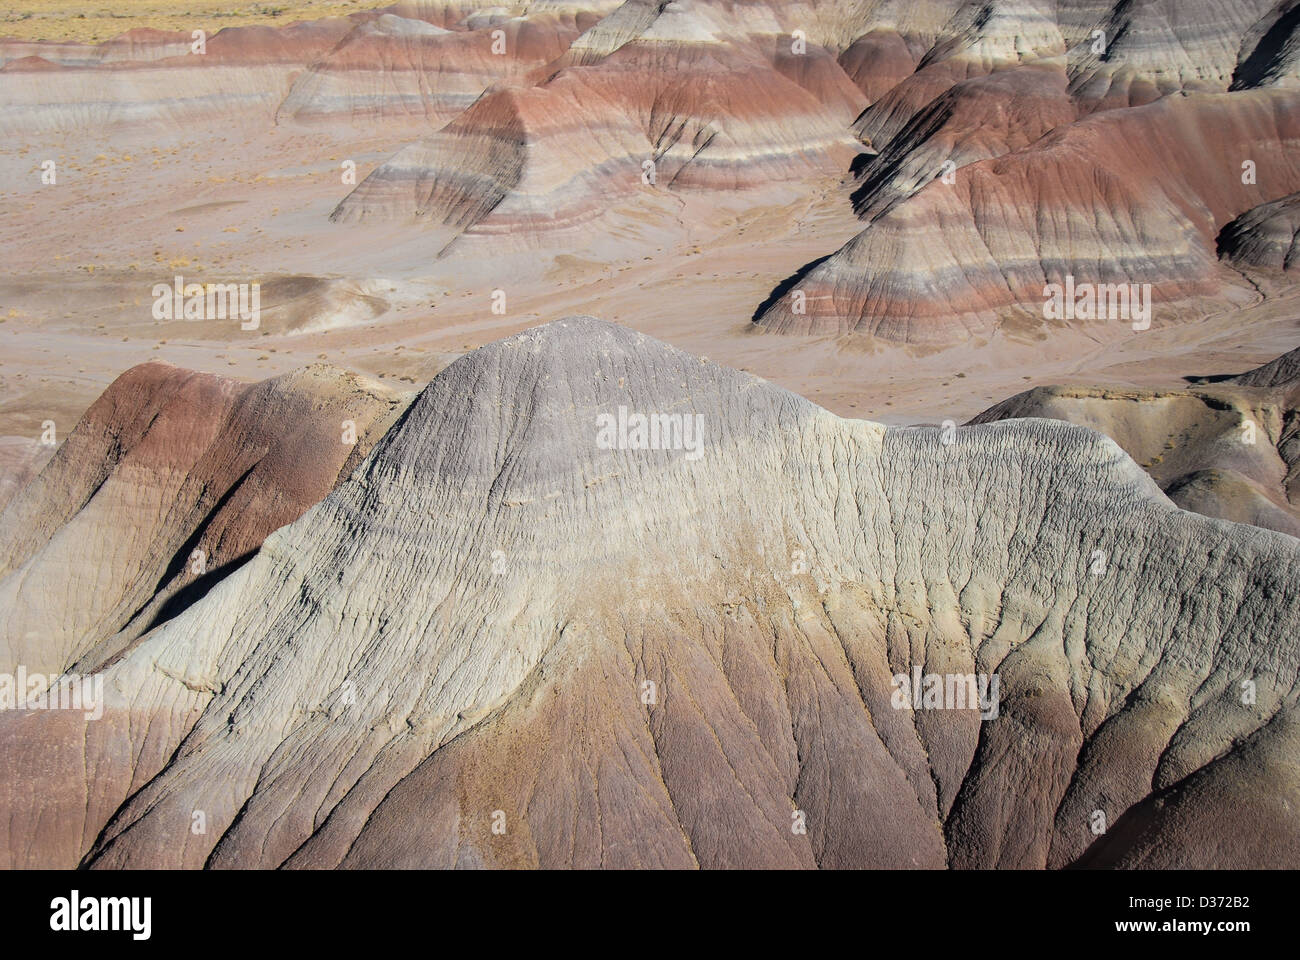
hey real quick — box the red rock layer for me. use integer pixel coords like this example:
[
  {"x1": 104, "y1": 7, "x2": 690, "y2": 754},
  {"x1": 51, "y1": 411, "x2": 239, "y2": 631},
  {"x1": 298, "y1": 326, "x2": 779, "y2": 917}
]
[
  {"x1": 277, "y1": 12, "x2": 586, "y2": 124},
  {"x1": 757, "y1": 88, "x2": 1300, "y2": 342},
  {"x1": 0, "y1": 362, "x2": 410, "y2": 677},
  {"x1": 333, "y1": 20, "x2": 866, "y2": 232}
]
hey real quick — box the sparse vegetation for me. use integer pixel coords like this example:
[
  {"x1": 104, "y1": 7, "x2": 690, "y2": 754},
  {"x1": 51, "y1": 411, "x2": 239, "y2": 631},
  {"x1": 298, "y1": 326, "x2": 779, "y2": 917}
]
[{"x1": 1, "y1": 1, "x2": 380, "y2": 42}]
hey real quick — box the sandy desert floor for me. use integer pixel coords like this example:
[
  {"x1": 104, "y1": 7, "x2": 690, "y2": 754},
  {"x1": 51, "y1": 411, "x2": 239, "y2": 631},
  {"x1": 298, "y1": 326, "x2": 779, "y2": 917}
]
[
  {"x1": 4, "y1": 108, "x2": 1298, "y2": 460},
  {"x1": 2, "y1": 0, "x2": 381, "y2": 42},
  {"x1": 3, "y1": 0, "x2": 1300, "y2": 877}
]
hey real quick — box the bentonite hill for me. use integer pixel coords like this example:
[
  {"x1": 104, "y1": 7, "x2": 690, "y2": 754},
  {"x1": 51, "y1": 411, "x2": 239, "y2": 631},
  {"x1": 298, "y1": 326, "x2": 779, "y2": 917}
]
[{"x1": 2, "y1": 0, "x2": 1300, "y2": 872}]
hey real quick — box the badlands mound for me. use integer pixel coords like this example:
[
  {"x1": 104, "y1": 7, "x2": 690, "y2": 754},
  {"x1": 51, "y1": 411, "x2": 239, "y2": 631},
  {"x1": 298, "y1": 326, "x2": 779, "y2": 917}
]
[
  {"x1": 1232, "y1": 343, "x2": 1300, "y2": 388},
  {"x1": 331, "y1": 1, "x2": 866, "y2": 238},
  {"x1": 0, "y1": 362, "x2": 411, "y2": 679},
  {"x1": 756, "y1": 88, "x2": 1300, "y2": 342},
  {"x1": 9, "y1": 0, "x2": 1300, "y2": 346},
  {"x1": 2, "y1": 319, "x2": 1298, "y2": 870},
  {"x1": 750, "y1": 0, "x2": 1300, "y2": 342},
  {"x1": 1219, "y1": 192, "x2": 1300, "y2": 272},
  {"x1": 971, "y1": 345, "x2": 1300, "y2": 538}
]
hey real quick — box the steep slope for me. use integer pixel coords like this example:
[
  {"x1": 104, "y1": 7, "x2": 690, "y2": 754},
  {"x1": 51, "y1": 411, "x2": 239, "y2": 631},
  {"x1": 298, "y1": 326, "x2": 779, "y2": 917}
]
[
  {"x1": 1231, "y1": 0, "x2": 1300, "y2": 91},
  {"x1": 3, "y1": 319, "x2": 1298, "y2": 870},
  {"x1": 852, "y1": 0, "x2": 1067, "y2": 151},
  {"x1": 0, "y1": 362, "x2": 412, "y2": 678},
  {"x1": 331, "y1": 4, "x2": 865, "y2": 236},
  {"x1": 1218, "y1": 191, "x2": 1300, "y2": 271},
  {"x1": 276, "y1": 12, "x2": 584, "y2": 124},
  {"x1": 850, "y1": 61, "x2": 1076, "y2": 219},
  {"x1": 1233, "y1": 342, "x2": 1300, "y2": 386},
  {"x1": 970, "y1": 345, "x2": 1300, "y2": 537},
  {"x1": 756, "y1": 88, "x2": 1300, "y2": 342},
  {"x1": 1065, "y1": 0, "x2": 1284, "y2": 110}
]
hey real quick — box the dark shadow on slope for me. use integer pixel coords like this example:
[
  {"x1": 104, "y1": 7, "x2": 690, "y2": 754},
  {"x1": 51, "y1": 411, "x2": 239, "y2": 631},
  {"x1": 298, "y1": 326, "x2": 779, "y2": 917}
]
[
  {"x1": 141, "y1": 551, "x2": 258, "y2": 635},
  {"x1": 750, "y1": 253, "x2": 835, "y2": 323},
  {"x1": 1231, "y1": 4, "x2": 1300, "y2": 90},
  {"x1": 848, "y1": 150, "x2": 878, "y2": 178},
  {"x1": 104, "y1": 460, "x2": 263, "y2": 653},
  {"x1": 1182, "y1": 373, "x2": 1245, "y2": 384}
]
